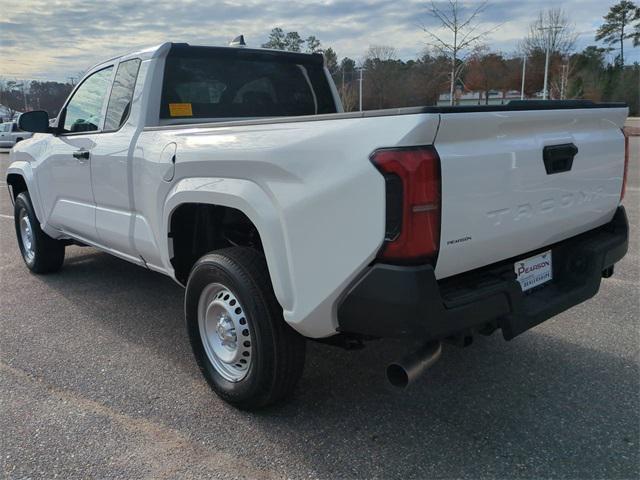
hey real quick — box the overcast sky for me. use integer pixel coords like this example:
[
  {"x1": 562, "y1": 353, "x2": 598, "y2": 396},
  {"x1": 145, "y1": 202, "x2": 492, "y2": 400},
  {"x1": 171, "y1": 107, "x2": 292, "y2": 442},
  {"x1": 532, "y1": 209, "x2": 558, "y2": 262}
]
[{"x1": 0, "y1": 0, "x2": 638, "y2": 81}]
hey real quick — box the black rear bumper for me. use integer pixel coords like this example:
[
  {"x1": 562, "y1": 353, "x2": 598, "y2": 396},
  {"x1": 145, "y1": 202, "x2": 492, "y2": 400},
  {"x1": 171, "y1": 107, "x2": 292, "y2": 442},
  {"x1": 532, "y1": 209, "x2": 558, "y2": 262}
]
[{"x1": 337, "y1": 207, "x2": 629, "y2": 342}]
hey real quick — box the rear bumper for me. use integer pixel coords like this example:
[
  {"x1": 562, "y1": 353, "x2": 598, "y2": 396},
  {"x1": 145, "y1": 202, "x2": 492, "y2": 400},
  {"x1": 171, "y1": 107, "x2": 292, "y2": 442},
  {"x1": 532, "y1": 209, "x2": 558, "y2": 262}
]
[{"x1": 337, "y1": 206, "x2": 629, "y2": 341}]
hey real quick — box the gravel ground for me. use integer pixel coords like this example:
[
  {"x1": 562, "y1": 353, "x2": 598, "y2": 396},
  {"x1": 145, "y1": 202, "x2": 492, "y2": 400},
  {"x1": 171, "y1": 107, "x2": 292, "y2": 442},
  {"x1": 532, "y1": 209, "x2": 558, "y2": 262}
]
[{"x1": 0, "y1": 134, "x2": 638, "y2": 479}]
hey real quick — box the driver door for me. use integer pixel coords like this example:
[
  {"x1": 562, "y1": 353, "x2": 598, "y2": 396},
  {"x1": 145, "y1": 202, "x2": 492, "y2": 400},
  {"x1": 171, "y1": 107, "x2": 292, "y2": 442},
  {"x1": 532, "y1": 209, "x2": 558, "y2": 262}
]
[{"x1": 37, "y1": 66, "x2": 114, "y2": 244}]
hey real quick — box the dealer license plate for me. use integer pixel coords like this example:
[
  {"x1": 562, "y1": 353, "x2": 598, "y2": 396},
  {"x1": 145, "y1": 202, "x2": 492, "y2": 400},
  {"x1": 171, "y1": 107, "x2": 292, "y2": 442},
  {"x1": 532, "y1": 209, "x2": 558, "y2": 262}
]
[{"x1": 515, "y1": 250, "x2": 552, "y2": 292}]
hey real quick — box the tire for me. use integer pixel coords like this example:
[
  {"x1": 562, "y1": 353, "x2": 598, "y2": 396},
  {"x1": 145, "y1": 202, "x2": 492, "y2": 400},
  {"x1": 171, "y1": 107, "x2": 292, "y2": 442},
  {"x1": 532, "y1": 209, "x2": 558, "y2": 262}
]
[
  {"x1": 15, "y1": 138, "x2": 23, "y2": 144},
  {"x1": 14, "y1": 192, "x2": 65, "y2": 273},
  {"x1": 185, "y1": 247, "x2": 306, "y2": 409}
]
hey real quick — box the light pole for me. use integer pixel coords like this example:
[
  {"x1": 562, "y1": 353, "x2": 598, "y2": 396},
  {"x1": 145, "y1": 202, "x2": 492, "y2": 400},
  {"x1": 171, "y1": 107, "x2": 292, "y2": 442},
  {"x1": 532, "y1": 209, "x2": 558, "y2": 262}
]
[
  {"x1": 358, "y1": 67, "x2": 364, "y2": 112},
  {"x1": 560, "y1": 55, "x2": 569, "y2": 100},
  {"x1": 538, "y1": 25, "x2": 562, "y2": 100},
  {"x1": 520, "y1": 55, "x2": 527, "y2": 100}
]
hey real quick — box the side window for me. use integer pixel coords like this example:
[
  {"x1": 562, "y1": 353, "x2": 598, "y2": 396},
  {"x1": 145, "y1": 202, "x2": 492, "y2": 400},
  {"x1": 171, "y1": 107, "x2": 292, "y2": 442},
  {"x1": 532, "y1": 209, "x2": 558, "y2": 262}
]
[
  {"x1": 12, "y1": 123, "x2": 20, "y2": 132},
  {"x1": 104, "y1": 59, "x2": 141, "y2": 131},
  {"x1": 63, "y1": 67, "x2": 113, "y2": 133}
]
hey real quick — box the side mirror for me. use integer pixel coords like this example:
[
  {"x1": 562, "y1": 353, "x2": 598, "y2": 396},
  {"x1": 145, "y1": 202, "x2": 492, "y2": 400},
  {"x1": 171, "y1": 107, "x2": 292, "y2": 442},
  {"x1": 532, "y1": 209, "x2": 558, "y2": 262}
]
[{"x1": 18, "y1": 110, "x2": 53, "y2": 134}]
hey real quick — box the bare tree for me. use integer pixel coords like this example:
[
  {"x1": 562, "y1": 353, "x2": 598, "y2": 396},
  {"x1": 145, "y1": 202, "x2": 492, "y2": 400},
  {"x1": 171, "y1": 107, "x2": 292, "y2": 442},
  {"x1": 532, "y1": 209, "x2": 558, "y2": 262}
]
[
  {"x1": 520, "y1": 9, "x2": 576, "y2": 99},
  {"x1": 362, "y1": 46, "x2": 400, "y2": 109},
  {"x1": 339, "y1": 81, "x2": 358, "y2": 112},
  {"x1": 422, "y1": 0, "x2": 498, "y2": 105},
  {"x1": 521, "y1": 8, "x2": 577, "y2": 57},
  {"x1": 365, "y1": 45, "x2": 398, "y2": 62}
]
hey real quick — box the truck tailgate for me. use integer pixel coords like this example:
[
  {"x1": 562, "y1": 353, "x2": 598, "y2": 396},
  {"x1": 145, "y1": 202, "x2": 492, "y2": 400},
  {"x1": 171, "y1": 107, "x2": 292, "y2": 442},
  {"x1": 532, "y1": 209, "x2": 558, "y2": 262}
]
[{"x1": 434, "y1": 107, "x2": 628, "y2": 279}]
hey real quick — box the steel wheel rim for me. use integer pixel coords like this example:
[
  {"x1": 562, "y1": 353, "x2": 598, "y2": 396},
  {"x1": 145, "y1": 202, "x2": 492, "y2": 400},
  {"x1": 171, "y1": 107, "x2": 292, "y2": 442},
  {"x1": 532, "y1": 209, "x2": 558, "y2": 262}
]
[
  {"x1": 197, "y1": 283, "x2": 253, "y2": 382},
  {"x1": 19, "y1": 209, "x2": 35, "y2": 262}
]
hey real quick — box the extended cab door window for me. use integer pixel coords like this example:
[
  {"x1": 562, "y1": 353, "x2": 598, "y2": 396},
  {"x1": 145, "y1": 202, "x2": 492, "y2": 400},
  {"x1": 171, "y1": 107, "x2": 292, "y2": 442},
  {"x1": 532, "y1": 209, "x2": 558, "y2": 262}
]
[
  {"x1": 62, "y1": 67, "x2": 113, "y2": 133},
  {"x1": 104, "y1": 59, "x2": 141, "y2": 131}
]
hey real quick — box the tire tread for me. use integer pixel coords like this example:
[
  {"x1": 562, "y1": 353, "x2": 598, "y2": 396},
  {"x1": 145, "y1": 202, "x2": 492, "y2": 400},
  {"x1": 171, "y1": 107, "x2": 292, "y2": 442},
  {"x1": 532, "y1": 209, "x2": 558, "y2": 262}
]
[
  {"x1": 186, "y1": 247, "x2": 305, "y2": 409},
  {"x1": 14, "y1": 192, "x2": 65, "y2": 274}
]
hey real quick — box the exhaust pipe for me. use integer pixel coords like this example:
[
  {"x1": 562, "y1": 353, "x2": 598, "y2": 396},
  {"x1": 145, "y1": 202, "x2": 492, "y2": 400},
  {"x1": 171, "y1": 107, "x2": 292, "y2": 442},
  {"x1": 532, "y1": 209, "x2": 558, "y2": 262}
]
[{"x1": 386, "y1": 341, "x2": 442, "y2": 388}]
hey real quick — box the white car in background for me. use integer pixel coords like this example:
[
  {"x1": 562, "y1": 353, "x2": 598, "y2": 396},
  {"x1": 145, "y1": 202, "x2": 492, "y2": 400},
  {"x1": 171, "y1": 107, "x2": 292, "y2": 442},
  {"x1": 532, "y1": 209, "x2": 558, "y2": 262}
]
[{"x1": 0, "y1": 121, "x2": 33, "y2": 148}]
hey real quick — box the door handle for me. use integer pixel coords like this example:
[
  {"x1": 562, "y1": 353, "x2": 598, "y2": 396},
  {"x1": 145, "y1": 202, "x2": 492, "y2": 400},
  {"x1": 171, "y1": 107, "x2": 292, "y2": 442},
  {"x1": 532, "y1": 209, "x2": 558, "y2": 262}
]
[{"x1": 73, "y1": 149, "x2": 90, "y2": 161}]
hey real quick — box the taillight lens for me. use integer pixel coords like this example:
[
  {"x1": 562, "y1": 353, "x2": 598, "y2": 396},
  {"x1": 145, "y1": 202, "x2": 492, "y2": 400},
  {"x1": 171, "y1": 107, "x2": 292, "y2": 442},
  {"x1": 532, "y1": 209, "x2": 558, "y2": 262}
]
[
  {"x1": 371, "y1": 146, "x2": 441, "y2": 263},
  {"x1": 621, "y1": 130, "x2": 629, "y2": 202}
]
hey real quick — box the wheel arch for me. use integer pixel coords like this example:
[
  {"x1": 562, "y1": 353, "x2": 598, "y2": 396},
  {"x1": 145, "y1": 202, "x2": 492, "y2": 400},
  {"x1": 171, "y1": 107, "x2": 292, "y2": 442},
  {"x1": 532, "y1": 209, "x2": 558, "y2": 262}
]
[
  {"x1": 6, "y1": 162, "x2": 45, "y2": 223},
  {"x1": 6, "y1": 172, "x2": 27, "y2": 202},
  {"x1": 163, "y1": 177, "x2": 294, "y2": 314}
]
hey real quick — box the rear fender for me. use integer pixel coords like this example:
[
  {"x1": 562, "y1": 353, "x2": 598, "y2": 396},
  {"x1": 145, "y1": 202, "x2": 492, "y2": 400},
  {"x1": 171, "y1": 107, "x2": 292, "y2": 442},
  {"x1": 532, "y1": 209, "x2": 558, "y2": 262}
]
[{"x1": 163, "y1": 177, "x2": 294, "y2": 313}]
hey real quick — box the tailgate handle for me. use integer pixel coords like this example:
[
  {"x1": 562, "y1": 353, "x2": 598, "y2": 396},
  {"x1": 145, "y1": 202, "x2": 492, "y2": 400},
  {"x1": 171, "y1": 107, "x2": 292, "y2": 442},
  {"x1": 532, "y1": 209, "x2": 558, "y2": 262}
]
[{"x1": 543, "y1": 143, "x2": 578, "y2": 174}]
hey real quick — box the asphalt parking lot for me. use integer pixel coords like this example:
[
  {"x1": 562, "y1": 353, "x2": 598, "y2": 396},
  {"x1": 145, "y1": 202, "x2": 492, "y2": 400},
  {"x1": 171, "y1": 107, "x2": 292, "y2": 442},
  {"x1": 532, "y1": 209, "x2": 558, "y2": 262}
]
[{"x1": 0, "y1": 134, "x2": 638, "y2": 479}]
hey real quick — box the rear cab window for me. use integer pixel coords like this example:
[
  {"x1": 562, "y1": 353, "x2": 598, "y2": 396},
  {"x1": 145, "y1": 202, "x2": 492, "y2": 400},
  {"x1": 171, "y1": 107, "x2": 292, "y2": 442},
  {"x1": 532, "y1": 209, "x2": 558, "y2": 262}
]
[{"x1": 160, "y1": 45, "x2": 337, "y2": 123}]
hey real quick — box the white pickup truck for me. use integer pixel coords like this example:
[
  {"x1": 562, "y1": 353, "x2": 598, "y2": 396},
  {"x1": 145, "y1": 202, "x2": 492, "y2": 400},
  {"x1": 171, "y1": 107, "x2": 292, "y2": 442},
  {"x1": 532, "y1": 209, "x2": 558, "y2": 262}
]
[
  {"x1": 0, "y1": 120, "x2": 33, "y2": 148},
  {"x1": 7, "y1": 42, "x2": 630, "y2": 409}
]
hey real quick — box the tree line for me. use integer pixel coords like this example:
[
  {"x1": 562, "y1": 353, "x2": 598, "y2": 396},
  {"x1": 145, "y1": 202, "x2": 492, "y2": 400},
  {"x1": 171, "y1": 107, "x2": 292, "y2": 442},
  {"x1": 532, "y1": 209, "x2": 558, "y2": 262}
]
[
  {"x1": 262, "y1": 1, "x2": 639, "y2": 114},
  {"x1": 0, "y1": 79, "x2": 73, "y2": 122}
]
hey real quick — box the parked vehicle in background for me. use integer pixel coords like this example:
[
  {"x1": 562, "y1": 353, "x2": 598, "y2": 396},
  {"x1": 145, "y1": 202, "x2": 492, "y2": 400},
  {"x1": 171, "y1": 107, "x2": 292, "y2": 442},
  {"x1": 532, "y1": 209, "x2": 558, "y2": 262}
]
[
  {"x1": 0, "y1": 121, "x2": 33, "y2": 148},
  {"x1": 6, "y1": 42, "x2": 630, "y2": 410}
]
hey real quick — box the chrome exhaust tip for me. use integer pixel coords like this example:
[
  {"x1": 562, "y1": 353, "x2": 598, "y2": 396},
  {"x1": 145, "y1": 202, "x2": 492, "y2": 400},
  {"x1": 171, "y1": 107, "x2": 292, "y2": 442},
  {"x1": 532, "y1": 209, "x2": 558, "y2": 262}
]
[{"x1": 386, "y1": 341, "x2": 442, "y2": 388}]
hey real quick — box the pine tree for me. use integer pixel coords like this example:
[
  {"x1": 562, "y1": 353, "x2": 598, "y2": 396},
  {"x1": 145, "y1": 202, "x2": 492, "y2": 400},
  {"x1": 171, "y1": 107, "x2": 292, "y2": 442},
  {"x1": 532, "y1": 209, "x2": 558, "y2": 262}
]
[
  {"x1": 595, "y1": 1, "x2": 640, "y2": 66},
  {"x1": 305, "y1": 36, "x2": 321, "y2": 53},
  {"x1": 262, "y1": 28, "x2": 286, "y2": 50}
]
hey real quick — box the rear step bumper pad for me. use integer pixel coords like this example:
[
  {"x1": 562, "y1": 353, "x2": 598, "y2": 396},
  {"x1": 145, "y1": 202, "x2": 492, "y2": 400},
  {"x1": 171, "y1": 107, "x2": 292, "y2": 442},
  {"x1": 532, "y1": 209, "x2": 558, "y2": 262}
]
[{"x1": 337, "y1": 206, "x2": 629, "y2": 341}]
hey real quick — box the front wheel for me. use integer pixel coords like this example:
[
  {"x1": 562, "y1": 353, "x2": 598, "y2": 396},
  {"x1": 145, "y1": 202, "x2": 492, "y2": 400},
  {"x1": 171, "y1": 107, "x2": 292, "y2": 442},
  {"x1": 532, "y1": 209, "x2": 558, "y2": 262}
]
[
  {"x1": 185, "y1": 247, "x2": 306, "y2": 409},
  {"x1": 14, "y1": 192, "x2": 65, "y2": 273}
]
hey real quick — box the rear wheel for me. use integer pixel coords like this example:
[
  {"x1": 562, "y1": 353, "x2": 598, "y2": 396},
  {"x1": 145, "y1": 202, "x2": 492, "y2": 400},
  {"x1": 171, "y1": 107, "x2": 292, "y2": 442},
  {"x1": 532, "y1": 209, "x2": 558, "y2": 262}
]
[
  {"x1": 185, "y1": 247, "x2": 306, "y2": 409},
  {"x1": 14, "y1": 192, "x2": 65, "y2": 273}
]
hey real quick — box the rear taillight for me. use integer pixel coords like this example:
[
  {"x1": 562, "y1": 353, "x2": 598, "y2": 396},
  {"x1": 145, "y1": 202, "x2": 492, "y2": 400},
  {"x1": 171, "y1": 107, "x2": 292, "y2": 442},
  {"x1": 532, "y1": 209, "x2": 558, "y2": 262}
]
[
  {"x1": 371, "y1": 146, "x2": 441, "y2": 263},
  {"x1": 621, "y1": 130, "x2": 629, "y2": 202}
]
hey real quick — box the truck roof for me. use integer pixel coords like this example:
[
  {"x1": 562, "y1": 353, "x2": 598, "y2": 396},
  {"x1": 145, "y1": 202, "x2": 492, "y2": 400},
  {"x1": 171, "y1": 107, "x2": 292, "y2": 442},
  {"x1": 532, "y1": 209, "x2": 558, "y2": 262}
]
[{"x1": 88, "y1": 42, "x2": 324, "y2": 73}]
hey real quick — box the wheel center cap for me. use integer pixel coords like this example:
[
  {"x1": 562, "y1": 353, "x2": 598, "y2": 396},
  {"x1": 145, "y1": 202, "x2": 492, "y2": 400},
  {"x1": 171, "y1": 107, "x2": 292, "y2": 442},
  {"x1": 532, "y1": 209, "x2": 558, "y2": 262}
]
[{"x1": 216, "y1": 316, "x2": 236, "y2": 345}]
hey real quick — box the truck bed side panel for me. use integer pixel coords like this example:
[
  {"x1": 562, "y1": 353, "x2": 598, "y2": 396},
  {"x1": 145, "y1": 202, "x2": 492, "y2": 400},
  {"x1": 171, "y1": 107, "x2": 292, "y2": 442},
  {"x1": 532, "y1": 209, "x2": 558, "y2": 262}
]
[{"x1": 137, "y1": 114, "x2": 440, "y2": 337}]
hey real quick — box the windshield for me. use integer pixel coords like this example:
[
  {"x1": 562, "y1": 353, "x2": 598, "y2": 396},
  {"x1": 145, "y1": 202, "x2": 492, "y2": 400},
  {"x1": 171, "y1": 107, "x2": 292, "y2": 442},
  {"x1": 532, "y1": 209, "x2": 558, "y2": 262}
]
[{"x1": 160, "y1": 46, "x2": 337, "y2": 121}]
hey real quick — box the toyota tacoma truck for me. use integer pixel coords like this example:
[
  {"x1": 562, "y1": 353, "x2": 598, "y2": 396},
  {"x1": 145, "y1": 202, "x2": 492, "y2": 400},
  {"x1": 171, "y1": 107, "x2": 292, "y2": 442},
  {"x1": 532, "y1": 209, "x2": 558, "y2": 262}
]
[{"x1": 7, "y1": 42, "x2": 630, "y2": 409}]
